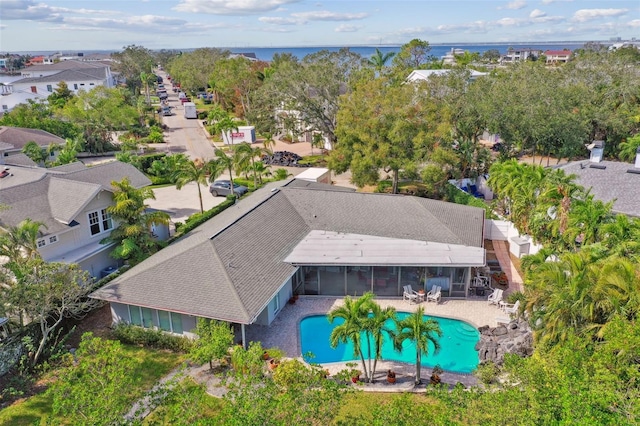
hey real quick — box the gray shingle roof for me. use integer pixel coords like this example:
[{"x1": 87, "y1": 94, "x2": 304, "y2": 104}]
[
  {"x1": 0, "y1": 126, "x2": 65, "y2": 150},
  {"x1": 14, "y1": 68, "x2": 109, "y2": 85},
  {"x1": 558, "y1": 160, "x2": 640, "y2": 217},
  {"x1": 4, "y1": 153, "x2": 38, "y2": 167},
  {"x1": 23, "y1": 60, "x2": 108, "y2": 72},
  {"x1": 91, "y1": 181, "x2": 485, "y2": 324},
  {"x1": 0, "y1": 161, "x2": 151, "y2": 234},
  {"x1": 48, "y1": 161, "x2": 87, "y2": 173}
]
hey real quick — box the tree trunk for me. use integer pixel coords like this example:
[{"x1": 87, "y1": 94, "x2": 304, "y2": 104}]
[
  {"x1": 392, "y1": 169, "x2": 399, "y2": 194},
  {"x1": 197, "y1": 183, "x2": 203, "y2": 213},
  {"x1": 415, "y1": 349, "x2": 422, "y2": 385}
]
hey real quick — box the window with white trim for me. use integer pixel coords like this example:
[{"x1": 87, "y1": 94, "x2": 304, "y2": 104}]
[
  {"x1": 48, "y1": 235, "x2": 58, "y2": 244},
  {"x1": 37, "y1": 239, "x2": 46, "y2": 248},
  {"x1": 46, "y1": 84, "x2": 53, "y2": 92},
  {"x1": 88, "y1": 208, "x2": 113, "y2": 236}
]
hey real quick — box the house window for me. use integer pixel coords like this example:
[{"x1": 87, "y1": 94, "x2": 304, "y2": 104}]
[
  {"x1": 170, "y1": 312, "x2": 183, "y2": 334},
  {"x1": 129, "y1": 306, "x2": 142, "y2": 326},
  {"x1": 49, "y1": 235, "x2": 58, "y2": 244},
  {"x1": 141, "y1": 307, "x2": 154, "y2": 328},
  {"x1": 37, "y1": 239, "x2": 46, "y2": 248},
  {"x1": 74, "y1": 83, "x2": 78, "y2": 90},
  {"x1": 272, "y1": 294, "x2": 280, "y2": 315},
  {"x1": 90, "y1": 83, "x2": 95, "y2": 86},
  {"x1": 1, "y1": 105, "x2": 7, "y2": 111},
  {"x1": 158, "y1": 310, "x2": 171, "y2": 331},
  {"x1": 88, "y1": 208, "x2": 113, "y2": 236},
  {"x1": 46, "y1": 84, "x2": 52, "y2": 92},
  {"x1": 80, "y1": 83, "x2": 85, "y2": 86},
  {"x1": 30, "y1": 86, "x2": 37, "y2": 93}
]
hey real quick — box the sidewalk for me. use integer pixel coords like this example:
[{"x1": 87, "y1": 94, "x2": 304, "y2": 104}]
[{"x1": 492, "y1": 240, "x2": 524, "y2": 294}]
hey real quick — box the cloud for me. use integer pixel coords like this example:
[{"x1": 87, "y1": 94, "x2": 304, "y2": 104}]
[
  {"x1": 628, "y1": 19, "x2": 640, "y2": 28},
  {"x1": 573, "y1": 9, "x2": 628, "y2": 23},
  {"x1": 335, "y1": 24, "x2": 361, "y2": 32},
  {"x1": 0, "y1": 0, "x2": 62, "y2": 21},
  {"x1": 542, "y1": 0, "x2": 574, "y2": 4},
  {"x1": 50, "y1": 14, "x2": 223, "y2": 34},
  {"x1": 498, "y1": 0, "x2": 527, "y2": 10},
  {"x1": 258, "y1": 16, "x2": 298, "y2": 25},
  {"x1": 290, "y1": 11, "x2": 368, "y2": 21},
  {"x1": 529, "y1": 9, "x2": 546, "y2": 18},
  {"x1": 437, "y1": 21, "x2": 489, "y2": 34},
  {"x1": 174, "y1": 0, "x2": 300, "y2": 15}
]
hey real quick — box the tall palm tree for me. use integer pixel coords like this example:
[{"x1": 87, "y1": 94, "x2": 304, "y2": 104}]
[
  {"x1": 393, "y1": 306, "x2": 442, "y2": 385},
  {"x1": 564, "y1": 194, "x2": 613, "y2": 248},
  {"x1": 233, "y1": 142, "x2": 272, "y2": 188},
  {"x1": 328, "y1": 292, "x2": 375, "y2": 382},
  {"x1": 368, "y1": 48, "x2": 396, "y2": 73},
  {"x1": 172, "y1": 159, "x2": 219, "y2": 213},
  {"x1": 363, "y1": 303, "x2": 396, "y2": 383},
  {"x1": 103, "y1": 178, "x2": 170, "y2": 264},
  {"x1": 214, "y1": 147, "x2": 237, "y2": 197}
]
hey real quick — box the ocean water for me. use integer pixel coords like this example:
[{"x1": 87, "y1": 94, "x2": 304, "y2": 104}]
[{"x1": 230, "y1": 42, "x2": 585, "y2": 62}]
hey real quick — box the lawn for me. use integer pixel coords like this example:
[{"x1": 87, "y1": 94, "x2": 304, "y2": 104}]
[{"x1": 0, "y1": 345, "x2": 184, "y2": 425}]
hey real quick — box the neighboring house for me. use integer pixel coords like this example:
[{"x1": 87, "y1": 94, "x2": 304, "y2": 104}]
[
  {"x1": 20, "y1": 59, "x2": 113, "y2": 78},
  {"x1": 0, "y1": 90, "x2": 46, "y2": 114},
  {"x1": 91, "y1": 180, "x2": 486, "y2": 341},
  {"x1": 556, "y1": 142, "x2": 640, "y2": 218},
  {"x1": 0, "y1": 161, "x2": 156, "y2": 278},
  {"x1": 12, "y1": 67, "x2": 115, "y2": 96},
  {"x1": 500, "y1": 48, "x2": 542, "y2": 63},
  {"x1": 0, "y1": 126, "x2": 65, "y2": 163},
  {"x1": 406, "y1": 69, "x2": 488, "y2": 83},
  {"x1": 544, "y1": 50, "x2": 572, "y2": 64},
  {"x1": 441, "y1": 48, "x2": 465, "y2": 66}
]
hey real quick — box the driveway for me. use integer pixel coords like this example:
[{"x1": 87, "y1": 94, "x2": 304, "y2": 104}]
[{"x1": 148, "y1": 182, "x2": 225, "y2": 224}]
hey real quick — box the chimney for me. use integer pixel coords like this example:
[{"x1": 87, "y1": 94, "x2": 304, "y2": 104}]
[
  {"x1": 589, "y1": 140, "x2": 604, "y2": 163},
  {"x1": 636, "y1": 146, "x2": 640, "y2": 169}
]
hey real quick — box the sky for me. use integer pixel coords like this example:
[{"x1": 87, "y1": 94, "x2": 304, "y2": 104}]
[{"x1": 0, "y1": 0, "x2": 638, "y2": 52}]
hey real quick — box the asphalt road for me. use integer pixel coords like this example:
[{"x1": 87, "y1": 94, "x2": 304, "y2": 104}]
[{"x1": 156, "y1": 70, "x2": 217, "y2": 161}]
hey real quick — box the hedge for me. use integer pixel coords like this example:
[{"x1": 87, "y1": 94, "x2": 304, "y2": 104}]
[
  {"x1": 172, "y1": 196, "x2": 236, "y2": 239},
  {"x1": 113, "y1": 323, "x2": 192, "y2": 352}
]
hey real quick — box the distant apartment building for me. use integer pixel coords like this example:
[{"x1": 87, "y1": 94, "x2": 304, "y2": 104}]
[
  {"x1": 500, "y1": 48, "x2": 542, "y2": 63},
  {"x1": 544, "y1": 49, "x2": 572, "y2": 65}
]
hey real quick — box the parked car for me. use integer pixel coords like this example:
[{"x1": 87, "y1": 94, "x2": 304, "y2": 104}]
[
  {"x1": 180, "y1": 97, "x2": 191, "y2": 104},
  {"x1": 209, "y1": 180, "x2": 248, "y2": 197}
]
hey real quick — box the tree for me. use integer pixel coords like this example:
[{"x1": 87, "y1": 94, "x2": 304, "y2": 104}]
[
  {"x1": 367, "y1": 48, "x2": 396, "y2": 73},
  {"x1": 21, "y1": 140, "x2": 46, "y2": 164},
  {"x1": 392, "y1": 39, "x2": 432, "y2": 72},
  {"x1": 167, "y1": 48, "x2": 229, "y2": 94},
  {"x1": 101, "y1": 178, "x2": 170, "y2": 264},
  {"x1": 47, "y1": 81, "x2": 74, "y2": 108},
  {"x1": 362, "y1": 303, "x2": 396, "y2": 383},
  {"x1": 210, "y1": 56, "x2": 266, "y2": 116},
  {"x1": 233, "y1": 142, "x2": 271, "y2": 188},
  {"x1": 214, "y1": 147, "x2": 237, "y2": 196},
  {"x1": 328, "y1": 292, "x2": 375, "y2": 382},
  {"x1": 49, "y1": 333, "x2": 137, "y2": 425},
  {"x1": 393, "y1": 306, "x2": 442, "y2": 385},
  {"x1": 111, "y1": 44, "x2": 154, "y2": 93},
  {"x1": 618, "y1": 134, "x2": 640, "y2": 162},
  {"x1": 54, "y1": 137, "x2": 83, "y2": 165},
  {"x1": 190, "y1": 318, "x2": 235, "y2": 371},
  {"x1": 0, "y1": 218, "x2": 44, "y2": 270},
  {"x1": 172, "y1": 158, "x2": 221, "y2": 213},
  {"x1": 330, "y1": 76, "x2": 436, "y2": 193},
  {"x1": 0, "y1": 99, "x2": 79, "y2": 139}
]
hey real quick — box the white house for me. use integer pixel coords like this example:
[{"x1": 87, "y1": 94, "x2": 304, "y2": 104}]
[
  {"x1": 0, "y1": 126, "x2": 65, "y2": 163},
  {"x1": 406, "y1": 69, "x2": 488, "y2": 83},
  {"x1": 544, "y1": 50, "x2": 572, "y2": 65},
  {"x1": 0, "y1": 161, "x2": 157, "y2": 279}
]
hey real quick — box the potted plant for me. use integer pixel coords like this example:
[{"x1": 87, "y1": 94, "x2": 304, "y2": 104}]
[
  {"x1": 387, "y1": 369, "x2": 397, "y2": 384},
  {"x1": 262, "y1": 350, "x2": 269, "y2": 360},
  {"x1": 268, "y1": 358, "x2": 279, "y2": 371},
  {"x1": 430, "y1": 365, "x2": 443, "y2": 385}
]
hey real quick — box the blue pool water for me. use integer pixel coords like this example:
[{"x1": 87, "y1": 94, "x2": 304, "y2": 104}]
[{"x1": 300, "y1": 313, "x2": 480, "y2": 374}]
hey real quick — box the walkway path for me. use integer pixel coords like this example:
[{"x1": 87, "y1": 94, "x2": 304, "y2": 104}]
[{"x1": 492, "y1": 240, "x2": 524, "y2": 294}]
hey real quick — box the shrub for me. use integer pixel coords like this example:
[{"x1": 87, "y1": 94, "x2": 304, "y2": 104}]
[
  {"x1": 112, "y1": 323, "x2": 192, "y2": 352},
  {"x1": 474, "y1": 361, "x2": 500, "y2": 385},
  {"x1": 170, "y1": 197, "x2": 235, "y2": 239},
  {"x1": 149, "y1": 176, "x2": 173, "y2": 185}
]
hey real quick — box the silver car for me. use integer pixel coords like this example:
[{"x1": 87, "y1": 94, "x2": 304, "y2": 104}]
[{"x1": 209, "y1": 180, "x2": 248, "y2": 197}]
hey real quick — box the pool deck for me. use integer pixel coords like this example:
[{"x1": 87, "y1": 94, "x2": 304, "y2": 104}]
[{"x1": 245, "y1": 297, "x2": 505, "y2": 389}]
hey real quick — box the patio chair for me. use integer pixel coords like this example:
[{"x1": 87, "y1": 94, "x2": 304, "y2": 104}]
[
  {"x1": 487, "y1": 289, "x2": 503, "y2": 305},
  {"x1": 403, "y1": 285, "x2": 419, "y2": 304},
  {"x1": 426, "y1": 285, "x2": 441, "y2": 303},
  {"x1": 501, "y1": 300, "x2": 520, "y2": 316}
]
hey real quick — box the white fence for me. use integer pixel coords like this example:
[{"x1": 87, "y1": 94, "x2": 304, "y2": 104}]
[{"x1": 484, "y1": 219, "x2": 543, "y2": 258}]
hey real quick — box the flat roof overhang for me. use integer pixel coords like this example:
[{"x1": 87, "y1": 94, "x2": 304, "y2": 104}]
[{"x1": 284, "y1": 230, "x2": 486, "y2": 267}]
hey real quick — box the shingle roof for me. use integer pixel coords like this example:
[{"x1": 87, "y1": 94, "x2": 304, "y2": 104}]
[
  {"x1": 0, "y1": 161, "x2": 151, "y2": 234},
  {"x1": 14, "y1": 68, "x2": 109, "y2": 85},
  {"x1": 91, "y1": 181, "x2": 485, "y2": 324},
  {"x1": 557, "y1": 160, "x2": 640, "y2": 217},
  {"x1": 4, "y1": 153, "x2": 38, "y2": 167},
  {"x1": 48, "y1": 161, "x2": 87, "y2": 173},
  {"x1": 23, "y1": 60, "x2": 108, "y2": 72},
  {"x1": 0, "y1": 126, "x2": 65, "y2": 150}
]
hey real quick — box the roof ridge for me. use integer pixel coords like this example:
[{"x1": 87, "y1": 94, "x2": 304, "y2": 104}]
[{"x1": 208, "y1": 244, "x2": 252, "y2": 323}]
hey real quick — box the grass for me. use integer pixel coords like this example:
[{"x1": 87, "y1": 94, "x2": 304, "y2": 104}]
[
  {"x1": 333, "y1": 391, "x2": 440, "y2": 424},
  {"x1": 0, "y1": 345, "x2": 184, "y2": 426}
]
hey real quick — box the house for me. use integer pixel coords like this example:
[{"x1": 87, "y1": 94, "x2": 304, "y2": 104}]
[
  {"x1": 441, "y1": 48, "x2": 465, "y2": 66},
  {"x1": 12, "y1": 68, "x2": 115, "y2": 97},
  {"x1": 0, "y1": 126, "x2": 65, "y2": 163},
  {"x1": 544, "y1": 50, "x2": 571, "y2": 64},
  {"x1": 0, "y1": 161, "x2": 154, "y2": 278},
  {"x1": 556, "y1": 142, "x2": 640, "y2": 218},
  {"x1": 500, "y1": 48, "x2": 542, "y2": 63},
  {"x1": 90, "y1": 180, "x2": 486, "y2": 342},
  {"x1": 406, "y1": 69, "x2": 488, "y2": 83}
]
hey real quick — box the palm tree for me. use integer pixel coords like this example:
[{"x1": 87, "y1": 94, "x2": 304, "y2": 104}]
[
  {"x1": 272, "y1": 168, "x2": 292, "y2": 181},
  {"x1": 368, "y1": 48, "x2": 396, "y2": 73},
  {"x1": 564, "y1": 194, "x2": 613, "y2": 248},
  {"x1": 363, "y1": 303, "x2": 396, "y2": 382},
  {"x1": 103, "y1": 178, "x2": 170, "y2": 264},
  {"x1": 393, "y1": 306, "x2": 442, "y2": 385},
  {"x1": 214, "y1": 147, "x2": 237, "y2": 196},
  {"x1": 598, "y1": 214, "x2": 640, "y2": 259},
  {"x1": 328, "y1": 292, "x2": 375, "y2": 382},
  {"x1": 233, "y1": 143, "x2": 272, "y2": 188},
  {"x1": 0, "y1": 218, "x2": 45, "y2": 268},
  {"x1": 172, "y1": 159, "x2": 219, "y2": 213}
]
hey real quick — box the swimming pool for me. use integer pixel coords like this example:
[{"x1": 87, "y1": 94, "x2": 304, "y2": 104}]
[{"x1": 300, "y1": 312, "x2": 479, "y2": 374}]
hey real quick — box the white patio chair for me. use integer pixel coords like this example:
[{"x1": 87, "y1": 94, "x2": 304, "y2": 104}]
[
  {"x1": 488, "y1": 289, "x2": 504, "y2": 305},
  {"x1": 501, "y1": 300, "x2": 520, "y2": 316},
  {"x1": 426, "y1": 285, "x2": 441, "y2": 303},
  {"x1": 403, "y1": 285, "x2": 419, "y2": 304}
]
